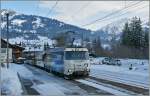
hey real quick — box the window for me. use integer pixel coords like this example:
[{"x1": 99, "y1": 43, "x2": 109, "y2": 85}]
[
  {"x1": 65, "y1": 51, "x2": 89, "y2": 60},
  {"x1": 1, "y1": 49, "x2": 6, "y2": 53}
]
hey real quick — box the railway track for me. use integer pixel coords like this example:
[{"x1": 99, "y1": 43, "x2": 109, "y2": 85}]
[
  {"x1": 25, "y1": 64, "x2": 112, "y2": 95},
  {"x1": 76, "y1": 79, "x2": 133, "y2": 96},
  {"x1": 76, "y1": 77, "x2": 149, "y2": 95},
  {"x1": 25, "y1": 64, "x2": 149, "y2": 95},
  {"x1": 91, "y1": 71, "x2": 149, "y2": 89}
]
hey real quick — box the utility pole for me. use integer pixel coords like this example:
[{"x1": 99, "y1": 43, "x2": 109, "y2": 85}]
[
  {"x1": 82, "y1": 32, "x2": 84, "y2": 47},
  {"x1": 6, "y1": 13, "x2": 9, "y2": 68}
]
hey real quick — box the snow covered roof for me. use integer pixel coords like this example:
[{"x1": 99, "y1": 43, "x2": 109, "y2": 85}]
[{"x1": 1, "y1": 39, "x2": 25, "y2": 50}]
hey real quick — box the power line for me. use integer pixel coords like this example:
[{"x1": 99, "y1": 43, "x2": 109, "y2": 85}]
[
  {"x1": 46, "y1": 0, "x2": 58, "y2": 17},
  {"x1": 36, "y1": 0, "x2": 40, "y2": 16},
  {"x1": 109, "y1": 1, "x2": 145, "y2": 18},
  {"x1": 82, "y1": 1, "x2": 143, "y2": 27},
  {"x1": 94, "y1": 4, "x2": 149, "y2": 26},
  {"x1": 98, "y1": 5, "x2": 149, "y2": 29},
  {"x1": 71, "y1": 1, "x2": 91, "y2": 20}
]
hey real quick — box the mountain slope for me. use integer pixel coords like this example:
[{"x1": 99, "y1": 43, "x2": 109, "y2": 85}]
[{"x1": 1, "y1": 9, "x2": 92, "y2": 41}]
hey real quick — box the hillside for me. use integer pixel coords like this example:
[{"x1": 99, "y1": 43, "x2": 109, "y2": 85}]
[{"x1": 1, "y1": 9, "x2": 92, "y2": 41}]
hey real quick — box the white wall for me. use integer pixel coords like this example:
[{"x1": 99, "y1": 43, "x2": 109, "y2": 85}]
[{"x1": 0, "y1": 48, "x2": 13, "y2": 63}]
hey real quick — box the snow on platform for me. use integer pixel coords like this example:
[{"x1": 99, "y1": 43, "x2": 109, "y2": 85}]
[
  {"x1": 9, "y1": 63, "x2": 34, "y2": 79},
  {"x1": 32, "y1": 83, "x2": 66, "y2": 96},
  {"x1": 1, "y1": 63, "x2": 69, "y2": 95},
  {"x1": 1, "y1": 65, "x2": 23, "y2": 95},
  {"x1": 2, "y1": 63, "x2": 88, "y2": 95},
  {"x1": 90, "y1": 58, "x2": 149, "y2": 89}
]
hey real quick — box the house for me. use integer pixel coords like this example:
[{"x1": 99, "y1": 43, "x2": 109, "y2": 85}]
[
  {"x1": 1, "y1": 39, "x2": 13, "y2": 63},
  {"x1": 1, "y1": 39, "x2": 25, "y2": 63},
  {"x1": 11, "y1": 44, "x2": 25, "y2": 61}
]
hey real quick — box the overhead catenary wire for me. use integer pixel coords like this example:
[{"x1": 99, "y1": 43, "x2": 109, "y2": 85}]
[
  {"x1": 36, "y1": 0, "x2": 40, "y2": 16},
  {"x1": 102, "y1": 2, "x2": 147, "y2": 20},
  {"x1": 71, "y1": 1, "x2": 91, "y2": 21},
  {"x1": 90, "y1": 4, "x2": 149, "y2": 27},
  {"x1": 82, "y1": 1, "x2": 143, "y2": 27},
  {"x1": 46, "y1": 0, "x2": 58, "y2": 17}
]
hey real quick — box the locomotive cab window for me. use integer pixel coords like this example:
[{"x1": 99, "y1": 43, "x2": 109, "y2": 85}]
[{"x1": 65, "y1": 51, "x2": 89, "y2": 60}]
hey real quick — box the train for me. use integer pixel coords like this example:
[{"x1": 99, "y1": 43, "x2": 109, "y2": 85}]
[{"x1": 24, "y1": 47, "x2": 90, "y2": 79}]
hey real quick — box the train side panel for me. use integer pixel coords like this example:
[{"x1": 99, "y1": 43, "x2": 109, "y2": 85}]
[
  {"x1": 43, "y1": 54, "x2": 52, "y2": 71},
  {"x1": 36, "y1": 60, "x2": 44, "y2": 67},
  {"x1": 51, "y1": 53, "x2": 64, "y2": 74}
]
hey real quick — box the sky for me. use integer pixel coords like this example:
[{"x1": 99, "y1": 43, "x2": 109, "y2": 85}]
[{"x1": 1, "y1": 1, "x2": 149, "y2": 31}]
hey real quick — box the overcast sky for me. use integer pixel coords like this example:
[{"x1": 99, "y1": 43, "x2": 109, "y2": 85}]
[{"x1": 1, "y1": 1, "x2": 149, "y2": 31}]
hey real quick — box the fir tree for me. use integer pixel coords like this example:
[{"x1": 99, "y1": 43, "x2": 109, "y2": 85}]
[
  {"x1": 121, "y1": 17, "x2": 148, "y2": 58},
  {"x1": 122, "y1": 22, "x2": 130, "y2": 46},
  {"x1": 129, "y1": 17, "x2": 144, "y2": 48},
  {"x1": 144, "y1": 30, "x2": 149, "y2": 47},
  {"x1": 122, "y1": 17, "x2": 145, "y2": 49}
]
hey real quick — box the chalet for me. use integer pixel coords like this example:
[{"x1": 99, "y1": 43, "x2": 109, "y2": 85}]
[
  {"x1": 1, "y1": 39, "x2": 25, "y2": 63},
  {"x1": 11, "y1": 44, "x2": 25, "y2": 60}
]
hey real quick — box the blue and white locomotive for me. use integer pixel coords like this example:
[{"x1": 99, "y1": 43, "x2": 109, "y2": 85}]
[{"x1": 43, "y1": 47, "x2": 90, "y2": 78}]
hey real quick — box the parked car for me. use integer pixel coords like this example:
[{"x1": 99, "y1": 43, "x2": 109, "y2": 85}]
[
  {"x1": 102, "y1": 57, "x2": 121, "y2": 66},
  {"x1": 102, "y1": 57, "x2": 111, "y2": 64}
]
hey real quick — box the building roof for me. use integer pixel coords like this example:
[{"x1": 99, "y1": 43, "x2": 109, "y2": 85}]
[
  {"x1": 12, "y1": 44, "x2": 25, "y2": 50},
  {"x1": 1, "y1": 38, "x2": 12, "y2": 48},
  {"x1": 1, "y1": 39, "x2": 25, "y2": 50}
]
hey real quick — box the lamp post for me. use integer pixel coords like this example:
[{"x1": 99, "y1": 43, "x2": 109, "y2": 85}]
[
  {"x1": 6, "y1": 13, "x2": 9, "y2": 68},
  {"x1": 4, "y1": 10, "x2": 15, "y2": 68}
]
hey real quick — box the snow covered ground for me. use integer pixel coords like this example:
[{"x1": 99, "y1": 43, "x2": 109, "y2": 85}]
[
  {"x1": 24, "y1": 64, "x2": 88, "y2": 96},
  {"x1": 1, "y1": 63, "x2": 108, "y2": 95},
  {"x1": 90, "y1": 57, "x2": 149, "y2": 89},
  {"x1": 9, "y1": 63, "x2": 34, "y2": 79},
  {"x1": 1, "y1": 58, "x2": 149, "y2": 95},
  {"x1": 1, "y1": 63, "x2": 67, "y2": 95},
  {"x1": 1, "y1": 64, "x2": 23, "y2": 95}
]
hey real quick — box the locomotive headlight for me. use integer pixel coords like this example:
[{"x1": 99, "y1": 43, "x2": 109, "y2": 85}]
[
  {"x1": 84, "y1": 63, "x2": 88, "y2": 67},
  {"x1": 68, "y1": 69, "x2": 72, "y2": 72}
]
